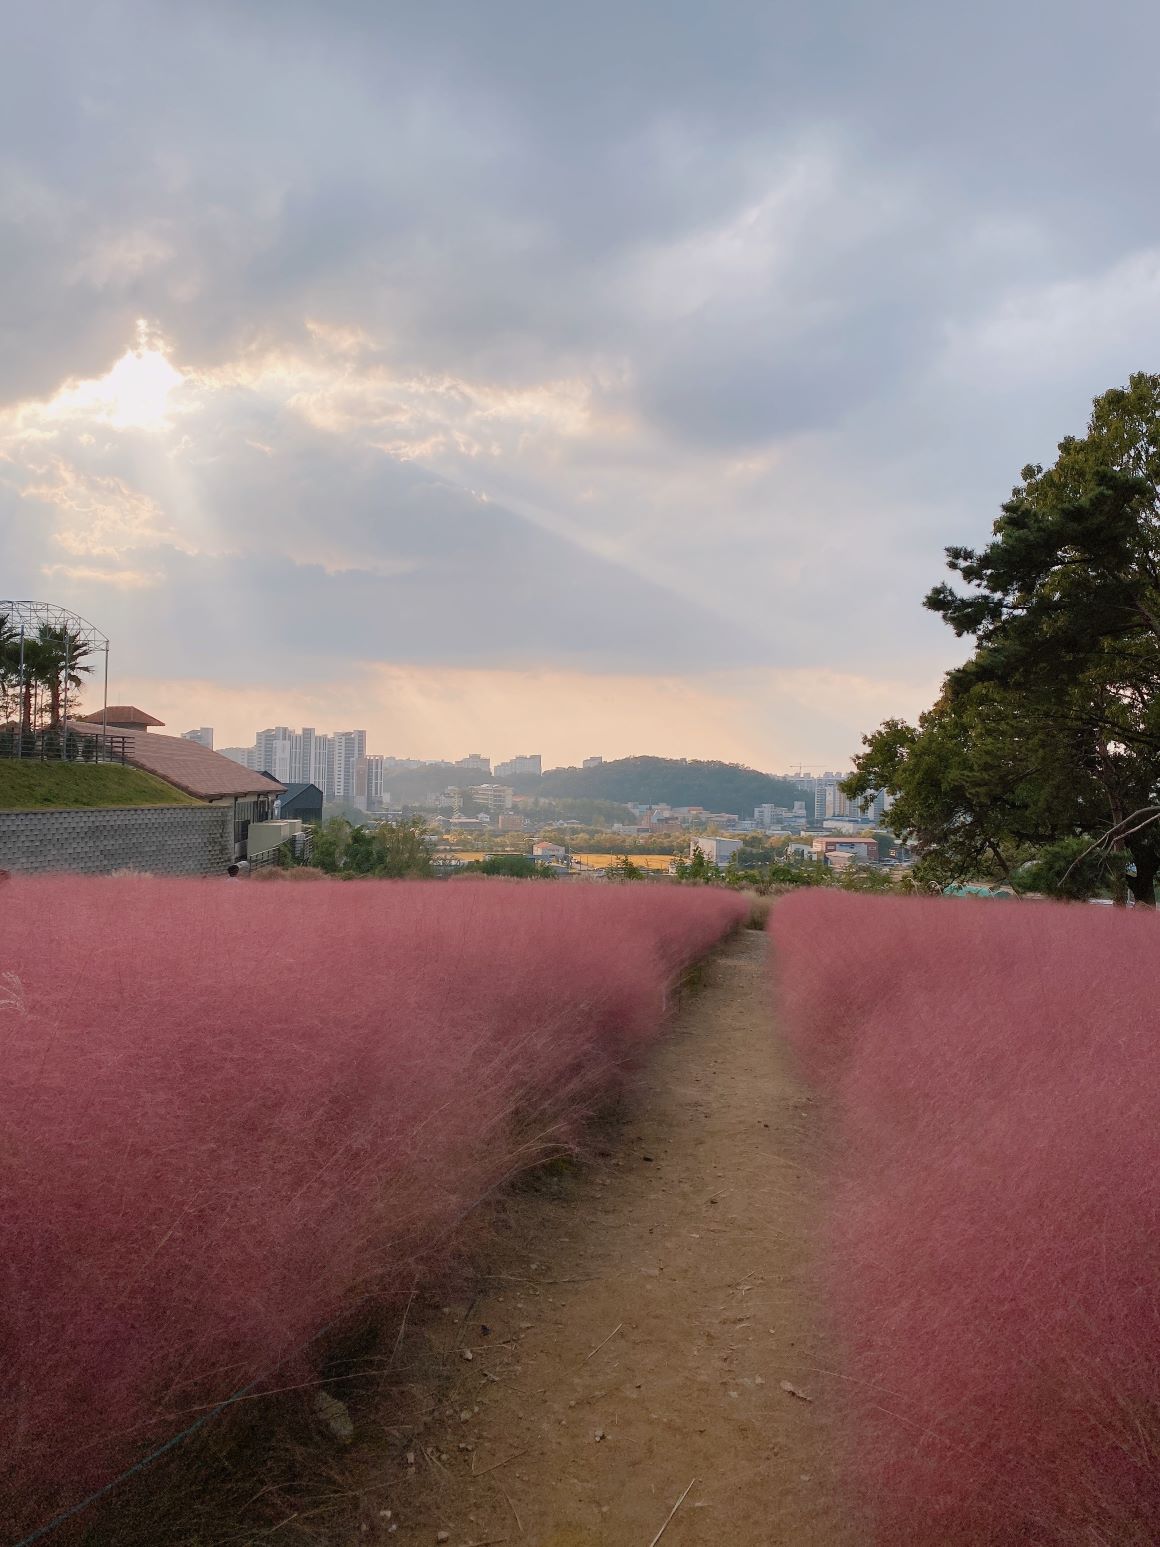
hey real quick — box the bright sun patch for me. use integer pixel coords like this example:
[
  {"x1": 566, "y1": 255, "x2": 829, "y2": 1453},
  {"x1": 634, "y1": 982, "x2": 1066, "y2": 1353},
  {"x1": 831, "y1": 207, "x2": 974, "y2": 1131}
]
[{"x1": 49, "y1": 340, "x2": 185, "y2": 432}]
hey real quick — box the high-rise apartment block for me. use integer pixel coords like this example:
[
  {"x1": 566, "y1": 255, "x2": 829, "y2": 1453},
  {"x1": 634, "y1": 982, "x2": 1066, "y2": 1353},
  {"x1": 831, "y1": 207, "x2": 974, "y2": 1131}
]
[
  {"x1": 239, "y1": 726, "x2": 365, "y2": 803},
  {"x1": 468, "y1": 783, "x2": 515, "y2": 813},
  {"x1": 254, "y1": 726, "x2": 295, "y2": 783},
  {"x1": 219, "y1": 746, "x2": 257, "y2": 769},
  {"x1": 332, "y1": 730, "x2": 367, "y2": 804},
  {"x1": 456, "y1": 752, "x2": 492, "y2": 775},
  {"x1": 494, "y1": 754, "x2": 541, "y2": 778},
  {"x1": 182, "y1": 728, "x2": 214, "y2": 749},
  {"x1": 355, "y1": 754, "x2": 387, "y2": 812},
  {"x1": 310, "y1": 734, "x2": 334, "y2": 800},
  {"x1": 810, "y1": 781, "x2": 888, "y2": 823},
  {"x1": 295, "y1": 727, "x2": 318, "y2": 788}
]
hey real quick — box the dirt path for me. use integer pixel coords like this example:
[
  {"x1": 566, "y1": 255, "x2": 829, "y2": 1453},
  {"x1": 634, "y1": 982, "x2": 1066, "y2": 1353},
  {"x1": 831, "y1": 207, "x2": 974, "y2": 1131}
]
[{"x1": 358, "y1": 929, "x2": 854, "y2": 1546}]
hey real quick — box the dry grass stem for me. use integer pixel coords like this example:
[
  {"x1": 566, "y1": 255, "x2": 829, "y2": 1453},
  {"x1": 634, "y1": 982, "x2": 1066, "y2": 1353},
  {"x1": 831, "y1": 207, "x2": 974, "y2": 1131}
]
[
  {"x1": 647, "y1": 1477, "x2": 697, "y2": 1546},
  {"x1": 500, "y1": 1484, "x2": 523, "y2": 1535},
  {"x1": 584, "y1": 1322, "x2": 624, "y2": 1362},
  {"x1": 472, "y1": 1448, "x2": 529, "y2": 1477}
]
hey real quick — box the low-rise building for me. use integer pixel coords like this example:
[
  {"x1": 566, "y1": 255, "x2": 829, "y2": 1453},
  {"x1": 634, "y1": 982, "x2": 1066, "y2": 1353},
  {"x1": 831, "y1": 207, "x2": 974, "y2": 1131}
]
[
  {"x1": 690, "y1": 835, "x2": 743, "y2": 866},
  {"x1": 275, "y1": 782, "x2": 323, "y2": 825},
  {"x1": 811, "y1": 835, "x2": 879, "y2": 867},
  {"x1": 73, "y1": 708, "x2": 283, "y2": 860},
  {"x1": 469, "y1": 782, "x2": 515, "y2": 812},
  {"x1": 245, "y1": 819, "x2": 306, "y2": 863}
]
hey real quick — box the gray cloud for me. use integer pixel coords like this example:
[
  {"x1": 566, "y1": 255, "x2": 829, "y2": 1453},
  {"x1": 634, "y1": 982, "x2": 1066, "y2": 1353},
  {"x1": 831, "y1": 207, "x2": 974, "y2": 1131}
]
[{"x1": 3, "y1": 0, "x2": 1160, "y2": 747}]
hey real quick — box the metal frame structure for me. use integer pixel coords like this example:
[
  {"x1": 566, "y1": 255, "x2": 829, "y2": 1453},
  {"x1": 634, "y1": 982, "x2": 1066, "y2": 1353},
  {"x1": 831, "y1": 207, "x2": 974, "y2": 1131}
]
[{"x1": 0, "y1": 600, "x2": 110, "y2": 756}]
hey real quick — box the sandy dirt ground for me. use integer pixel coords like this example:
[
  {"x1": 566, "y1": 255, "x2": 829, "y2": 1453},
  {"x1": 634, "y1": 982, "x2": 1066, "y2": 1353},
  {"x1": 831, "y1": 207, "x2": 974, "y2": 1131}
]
[{"x1": 342, "y1": 928, "x2": 857, "y2": 1547}]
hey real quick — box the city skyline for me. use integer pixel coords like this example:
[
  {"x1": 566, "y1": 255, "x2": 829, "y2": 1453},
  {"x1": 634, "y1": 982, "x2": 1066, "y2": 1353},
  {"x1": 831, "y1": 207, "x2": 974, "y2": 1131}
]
[
  {"x1": 196, "y1": 717, "x2": 856, "y2": 783},
  {"x1": 86, "y1": 672, "x2": 891, "y2": 774}
]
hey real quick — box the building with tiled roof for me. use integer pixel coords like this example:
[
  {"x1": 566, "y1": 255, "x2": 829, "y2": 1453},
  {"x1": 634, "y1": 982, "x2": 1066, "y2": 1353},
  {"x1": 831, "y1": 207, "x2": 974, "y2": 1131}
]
[
  {"x1": 68, "y1": 712, "x2": 284, "y2": 859},
  {"x1": 77, "y1": 706, "x2": 166, "y2": 730}
]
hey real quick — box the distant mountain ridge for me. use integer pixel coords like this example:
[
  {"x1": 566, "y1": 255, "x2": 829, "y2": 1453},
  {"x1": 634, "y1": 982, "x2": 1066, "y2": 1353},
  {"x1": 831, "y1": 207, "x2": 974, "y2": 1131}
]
[{"x1": 512, "y1": 756, "x2": 804, "y2": 816}]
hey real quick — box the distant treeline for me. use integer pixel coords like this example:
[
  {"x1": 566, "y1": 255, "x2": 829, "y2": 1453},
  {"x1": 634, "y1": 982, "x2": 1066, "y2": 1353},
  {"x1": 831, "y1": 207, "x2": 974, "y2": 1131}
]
[
  {"x1": 510, "y1": 756, "x2": 805, "y2": 816},
  {"x1": 346, "y1": 755, "x2": 805, "y2": 819}
]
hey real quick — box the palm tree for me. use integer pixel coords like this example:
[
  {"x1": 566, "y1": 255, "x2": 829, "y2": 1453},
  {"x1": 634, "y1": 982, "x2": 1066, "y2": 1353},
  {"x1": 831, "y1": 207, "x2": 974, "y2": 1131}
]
[
  {"x1": 0, "y1": 613, "x2": 19, "y2": 725},
  {"x1": 34, "y1": 625, "x2": 93, "y2": 728}
]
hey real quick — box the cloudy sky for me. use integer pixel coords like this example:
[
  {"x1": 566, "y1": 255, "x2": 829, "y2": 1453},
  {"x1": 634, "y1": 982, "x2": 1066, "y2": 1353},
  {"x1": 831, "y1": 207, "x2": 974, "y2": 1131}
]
[{"x1": 3, "y1": 1, "x2": 1159, "y2": 770}]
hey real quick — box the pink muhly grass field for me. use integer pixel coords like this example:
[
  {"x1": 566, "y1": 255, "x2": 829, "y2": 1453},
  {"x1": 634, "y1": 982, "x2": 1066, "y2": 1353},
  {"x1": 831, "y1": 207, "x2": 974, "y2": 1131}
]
[
  {"x1": 769, "y1": 891, "x2": 1160, "y2": 1546},
  {"x1": 0, "y1": 875, "x2": 745, "y2": 1536}
]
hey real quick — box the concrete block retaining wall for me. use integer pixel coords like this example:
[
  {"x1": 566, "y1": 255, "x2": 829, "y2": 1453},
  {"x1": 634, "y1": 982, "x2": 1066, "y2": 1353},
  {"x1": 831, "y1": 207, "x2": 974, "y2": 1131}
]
[{"x1": 0, "y1": 805, "x2": 233, "y2": 876}]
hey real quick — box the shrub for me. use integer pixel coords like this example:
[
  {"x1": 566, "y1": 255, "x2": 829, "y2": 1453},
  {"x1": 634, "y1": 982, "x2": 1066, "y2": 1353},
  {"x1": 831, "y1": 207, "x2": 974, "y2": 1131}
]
[
  {"x1": 0, "y1": 876, "x2": 746, "y2": 1536},
  {"x1": 466, "y1": 853, "x2": 554, "y2": 878},
  {"x1": 769, "y1": 891, "x2": 1160, "y2": 1546}
]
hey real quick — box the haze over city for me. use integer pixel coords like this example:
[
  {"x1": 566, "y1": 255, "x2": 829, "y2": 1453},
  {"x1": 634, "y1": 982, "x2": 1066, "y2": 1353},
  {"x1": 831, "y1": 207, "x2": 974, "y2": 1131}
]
[{"x1": 4, "y1": 2, "x2": 1160, "y2": 767}]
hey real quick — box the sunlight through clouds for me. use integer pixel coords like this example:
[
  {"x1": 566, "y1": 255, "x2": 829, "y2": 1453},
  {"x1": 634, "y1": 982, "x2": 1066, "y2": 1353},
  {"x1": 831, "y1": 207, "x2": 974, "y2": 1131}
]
[
  {"x1": 39, "y1": 324, "x2": 186, "y2": 433},
  {"x1": 3, "y1": 1, "x2": 1159, "y2": 763}
]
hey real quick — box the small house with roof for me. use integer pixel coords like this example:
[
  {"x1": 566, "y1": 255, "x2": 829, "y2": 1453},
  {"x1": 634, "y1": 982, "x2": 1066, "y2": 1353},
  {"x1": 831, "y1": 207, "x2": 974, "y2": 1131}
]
[
  {"x1": 274, "y1": 782, "x2": 323, "y2": 825},
  {"x1": 72, "y1": 708, "x2": 284, "y2": 860}
]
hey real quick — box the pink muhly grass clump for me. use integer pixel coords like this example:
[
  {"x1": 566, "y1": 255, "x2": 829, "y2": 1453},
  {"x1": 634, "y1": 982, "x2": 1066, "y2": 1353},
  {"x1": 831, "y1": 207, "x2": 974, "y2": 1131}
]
[
  {"x1": 0, "y1": 876, "x2": 746, "y2": 1536},
  {"x1": 769, "y1": 891, "x2": 1160, "y2": 1546}
]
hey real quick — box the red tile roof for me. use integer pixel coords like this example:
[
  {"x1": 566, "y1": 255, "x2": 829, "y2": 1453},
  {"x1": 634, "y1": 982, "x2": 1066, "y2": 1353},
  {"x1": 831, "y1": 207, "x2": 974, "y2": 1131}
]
[
  {"x1": 77, "y1": 706, "x2": 165, "y2": 728},
  {"x1": 68, "y1": 723, "x2": 284, "y2": 801}
]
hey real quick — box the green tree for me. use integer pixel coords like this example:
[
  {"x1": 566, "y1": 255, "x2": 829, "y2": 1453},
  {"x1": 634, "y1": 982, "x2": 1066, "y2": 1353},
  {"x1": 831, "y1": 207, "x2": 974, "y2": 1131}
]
[
  {"x1": 0, "y1": 613, "x2": 20, "y2": 735},
  {"x1": 369, "y1": 816, "x2": 434, "y2": 878},
  {"x1": 310, "y1": 816, "x2": 434, "y2": 878},
  {"x1": 36, "y1": 626, "x2": 93, "y2": 727},
  {"x1": 468, "y1": 853, "x2": 553, "y2": 878},
  {"x1": 674, "y1": 848, "x2": 721, "y2": 883},
  {"x1": 312, "y1": 816, "x2": 353, "y2": 873},
  {"x1": 836, "y1": 863, "x2": 896, "y2": 894},
  {"x1": 605, "y1": 854, "x2": 646, "y2": 881},
  {"x1": 1015, "y1": 836, "x2": 1128, "y2": 902},
  {"x1": 848, "y1": 375, "x2": 1160, "y2": 904}
]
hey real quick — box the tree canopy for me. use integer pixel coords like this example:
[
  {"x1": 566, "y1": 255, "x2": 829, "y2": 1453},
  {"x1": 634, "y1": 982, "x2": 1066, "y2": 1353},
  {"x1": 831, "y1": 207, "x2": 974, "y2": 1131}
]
[
  {"x1": 525, "y1": 756, "x2": 803, "y2": 815},
  {"x1": 312, "y1": 816, "x2": 434, "y2": 879},
  {"x1": 847, "y1": 373, "x2": 1160, "y2": 904},
  {"x1": 0, "y1": 615, "x2": 94, "y2": 734}
]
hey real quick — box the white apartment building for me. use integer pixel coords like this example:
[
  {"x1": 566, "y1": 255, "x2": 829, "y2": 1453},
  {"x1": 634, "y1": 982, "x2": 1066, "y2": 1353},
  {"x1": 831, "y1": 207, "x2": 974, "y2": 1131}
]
[
  {"x1": 820, "y1": 784, "x2": 887, "y2": 823},
  {"x1": 754, "y1": 803, "x2": 790, "y2": 829},
  {"x1": 690, "y1": 836, "x2": 743, "y2": 866},
  {"x1": 219, "y1": 746, "x2": 257, "y2": 769},
  {"x1": 864, "y1": 788, "x2": 892, "y2": 821},
  {"x1": 468, "y1": 783, "x2": 515, "y2": 813},
  {"x1": 254, "y1": 726, "x2": 296, "y2": 783},
  {"x1": 495, "y1": 754, "x2": 541, "y2": 778},
  {"x1": 181, "y1": 727, "x2": 214, "y2": 749},
  {"x1": 332, "y1": 730, "x2": 367, "y2": 804},
  {"x1": 292, "y1": 727, "x2": 318, "y2": 788},
  {"x1": 310, "y1": 734, "x2": 334, "y2": 799},
  {"x1": 355, "y1": 754, "x2": 387, "y2": 811}
]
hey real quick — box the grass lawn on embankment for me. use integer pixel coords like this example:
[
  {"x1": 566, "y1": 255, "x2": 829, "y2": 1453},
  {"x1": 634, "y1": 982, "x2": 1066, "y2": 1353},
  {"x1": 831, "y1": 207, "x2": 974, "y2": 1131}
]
[{"x1": 0, "y1": 762, "x2": 201, "y2": 809}]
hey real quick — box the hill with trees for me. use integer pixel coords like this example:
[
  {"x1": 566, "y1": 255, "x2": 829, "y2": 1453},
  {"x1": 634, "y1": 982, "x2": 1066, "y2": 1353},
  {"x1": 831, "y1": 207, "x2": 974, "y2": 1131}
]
[{"x1": 514, "y1": 756, "x2": 803, "y2": 815}]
